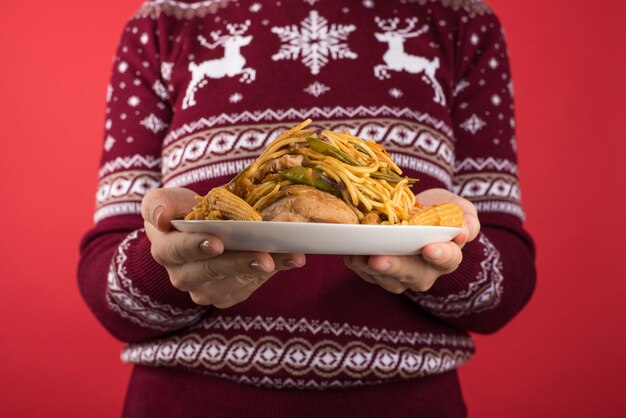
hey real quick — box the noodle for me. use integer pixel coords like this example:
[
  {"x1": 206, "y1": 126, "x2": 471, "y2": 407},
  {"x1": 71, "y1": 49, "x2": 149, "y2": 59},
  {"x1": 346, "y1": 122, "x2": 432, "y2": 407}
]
[
  {"x1": 252, "y1": 183, "x2": 281, "y2": 210},
  {"x1": 246, "y1": 181, "x2": 278, "y2": 206},
  {"x1": 220, "y1": 119, "x2": 421, "y2": 225}
]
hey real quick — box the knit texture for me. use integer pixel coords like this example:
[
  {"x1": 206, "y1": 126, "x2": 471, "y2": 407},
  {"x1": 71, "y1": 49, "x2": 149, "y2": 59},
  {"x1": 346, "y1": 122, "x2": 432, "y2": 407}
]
[{"x1": 78, "y1": 0, "x2": 535, "y2": 395}]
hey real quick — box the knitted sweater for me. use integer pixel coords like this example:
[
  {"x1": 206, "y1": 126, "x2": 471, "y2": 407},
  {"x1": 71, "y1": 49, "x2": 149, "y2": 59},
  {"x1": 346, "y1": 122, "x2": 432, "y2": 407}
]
[{"x1": 79, "y1": 0, "x2": 535, "y2": 391}]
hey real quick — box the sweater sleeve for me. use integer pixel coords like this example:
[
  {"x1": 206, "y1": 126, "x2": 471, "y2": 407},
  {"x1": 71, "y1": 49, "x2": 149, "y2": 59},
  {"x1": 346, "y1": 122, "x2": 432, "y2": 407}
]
[
  {"x1": 78, "y1": 13, "x2": 207, "y2": 343},
  {"x1": 405, "y1": 11, "x2": 536, "y2": 334}
]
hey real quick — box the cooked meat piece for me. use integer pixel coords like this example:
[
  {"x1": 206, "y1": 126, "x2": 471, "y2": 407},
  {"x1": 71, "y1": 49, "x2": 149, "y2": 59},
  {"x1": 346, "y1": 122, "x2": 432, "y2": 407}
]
[
  {"x1": 259, "y1": 185, "x2": 359, "y2": 224},
  {"x1": 267, "y1": 212, "x2": 310, "y2": 222},
  {"x1": 263, "y1": 154, "x2": 303, "y2": 174},
  {"x1": 361, "y1": 212, "x2": 381, "y2": 225}
]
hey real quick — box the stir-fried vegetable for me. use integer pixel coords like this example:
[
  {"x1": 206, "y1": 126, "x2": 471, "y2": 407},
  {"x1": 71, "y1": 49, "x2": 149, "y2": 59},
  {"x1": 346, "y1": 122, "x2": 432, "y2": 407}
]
[
  {"x1": 306, "y1": 137, "x2": 361, "y2": 166},
  {"x1": 279, "y1": 166, "x2": 343, "y2": 196}
]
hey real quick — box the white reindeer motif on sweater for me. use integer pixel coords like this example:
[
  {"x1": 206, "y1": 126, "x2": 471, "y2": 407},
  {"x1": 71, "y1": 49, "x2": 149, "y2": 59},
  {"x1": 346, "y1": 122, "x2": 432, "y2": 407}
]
[
  {"x1": 374, "y1": 17, "x2": 446, "y2": 106},
  {"x1": 182, "y1": 20, "x2": 256, "y2": 109}
]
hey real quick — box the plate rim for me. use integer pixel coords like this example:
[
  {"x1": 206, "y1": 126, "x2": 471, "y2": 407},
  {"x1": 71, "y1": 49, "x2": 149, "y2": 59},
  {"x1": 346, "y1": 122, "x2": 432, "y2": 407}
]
[
  {"x1": 171, "y1": 219, "x2": 462, "y2": 233},
  {"x1": 170, "y1": 220, "x2": 461, "y2": 255}
]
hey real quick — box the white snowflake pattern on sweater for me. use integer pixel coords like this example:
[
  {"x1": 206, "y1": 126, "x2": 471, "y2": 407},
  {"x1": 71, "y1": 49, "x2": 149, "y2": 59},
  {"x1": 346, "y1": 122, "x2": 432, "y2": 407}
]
[{"x1": 271, "y1": 10, "x2": 358, "y2": 75}]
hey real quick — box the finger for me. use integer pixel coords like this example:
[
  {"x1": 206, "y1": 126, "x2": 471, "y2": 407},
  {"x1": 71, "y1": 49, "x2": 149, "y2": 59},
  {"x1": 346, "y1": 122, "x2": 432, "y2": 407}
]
[
  {"x1": 141, "y1": 187, "x2": 199, "y2": 231},
  {"x1": 271, "y1": 253, "x2": 307, "y2": 270},
  {"x1": 346, "y1": 255, "x2": 379, "y2": 275},
  {"x1": 229, "y1": 278, "x2": 267, "y2": 305},
  {"x1": 215, "y1": 276, "x2": 272, "y2": 308},
  {"x1": 368, "y1": 255, "x2": 438, "y2": 292},
  {"x1": 189, "y1": 271, "x2": 273, "y2": 308},
  {"x1": 345, "y1": 256, "x2": 374, "y2": 283},
  {"x1": 345, "y1": 257, "x2": 378, "y2": 284},
  {"x1": 346, "y1": 255, "x2": 409, "y2": 291},
  {"x1": 453, "y1": 215, "x2": 481, "y2": 246},
  {"x1": 356, "y1": 272, "x2": 377, "y2": 284},
  {"x1": 369, "y1": 275, "x2": 407, "y2": 294},
  {"x1": 416, "y1": 188, "x2": 476, "y2": 214},
  {"x1": 213, "y1": 254, "x2": 305, "y2": 289},
  {"x1": 368, "y1": 255, "x2": 428, "y2": 284},
  {"x1": 452, "y1": 222, "x2": 470, "y2": 247},
  {"x1": 465, "y1": 214, "x2": 481, "y2": 242},
  {"x1": 188, "y1": 281, "x2": 215, "y2": 305},
  {"x1": 174, "y1": 251, "x2": 275, "y2": 290},
  {"x1": 421, "y1": 242, "x2": 463, "y2": 273},
  {"x1": 414, "y1": 188, "x2": 457, "y2": 206},
  {"x1": 415, "y1": 189, "x2": 480, "y2": 248},
  {"x1": 204, "y1": 270, "x2": 271, "y2": 299},
  {"x1": 344, "y1": 256, "x2": 376, "y2": 284},
  {"x1": 148, "y1": 229, "x2": 224, "y2": 266}
]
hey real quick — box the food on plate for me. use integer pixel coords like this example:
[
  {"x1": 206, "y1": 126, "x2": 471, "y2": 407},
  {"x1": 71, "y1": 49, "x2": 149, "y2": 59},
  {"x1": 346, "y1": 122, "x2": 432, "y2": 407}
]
[
  {"x1": 258, "y1": 185, "x2": 360, "y2": 224},
  {"x1": 184, "y1": 119, "x2": 463, "y2": 226}
]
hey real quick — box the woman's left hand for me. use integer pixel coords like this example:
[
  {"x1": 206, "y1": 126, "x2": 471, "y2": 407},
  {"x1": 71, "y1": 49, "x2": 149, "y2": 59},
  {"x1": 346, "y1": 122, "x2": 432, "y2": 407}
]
[{"x1": 344, "y1": 188, "x2": 481, "y2": 294}]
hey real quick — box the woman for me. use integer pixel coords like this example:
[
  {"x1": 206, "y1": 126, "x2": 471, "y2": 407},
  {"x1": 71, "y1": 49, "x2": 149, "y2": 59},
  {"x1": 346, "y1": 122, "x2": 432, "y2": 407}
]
[{"x1": 79, "y1": 0, "x2": 536, "y2": 416}]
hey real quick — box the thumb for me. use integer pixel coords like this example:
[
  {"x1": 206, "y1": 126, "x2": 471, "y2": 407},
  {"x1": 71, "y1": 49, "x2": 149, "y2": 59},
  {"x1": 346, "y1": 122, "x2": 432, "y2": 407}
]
[{"x1": 141, "y1": 187, "x2": 199, "y2": 231}]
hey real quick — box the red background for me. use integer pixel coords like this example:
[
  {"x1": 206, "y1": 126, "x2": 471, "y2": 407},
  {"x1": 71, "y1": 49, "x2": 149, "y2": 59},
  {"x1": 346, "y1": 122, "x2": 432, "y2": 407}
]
[{"x1": 1, "y1": 1, "x2": 625, "y2": 417}]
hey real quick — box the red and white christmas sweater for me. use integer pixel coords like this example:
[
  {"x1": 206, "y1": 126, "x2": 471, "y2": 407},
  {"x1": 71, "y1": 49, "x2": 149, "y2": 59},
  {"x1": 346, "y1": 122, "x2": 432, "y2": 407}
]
[{"x1": 79, "y1": 0, "x2": 536, "y2": 390}]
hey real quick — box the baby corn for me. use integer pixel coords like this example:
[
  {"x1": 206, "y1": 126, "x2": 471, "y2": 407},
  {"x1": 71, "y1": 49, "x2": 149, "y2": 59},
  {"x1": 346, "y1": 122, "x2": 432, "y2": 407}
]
[
  {"x1": 187, "y1": 187, "x2": 262, "y2": 221},
  {"x1": 409, "y1": 202, "x2": 464, "y2": 227}
]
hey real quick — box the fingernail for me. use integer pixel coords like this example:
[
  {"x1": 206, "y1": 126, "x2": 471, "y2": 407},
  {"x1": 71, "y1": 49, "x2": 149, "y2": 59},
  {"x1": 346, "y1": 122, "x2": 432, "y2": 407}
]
[
  {"x1": 428, "y1": 247, "x2": 444, "y2": 259},
  {"x1": 153, "y1": 205, "x2": 166, "y2": 226},
  {"x1": 375, "y1": 261, "x2": 391, "y2": 272},
  {"x1": 200, "y1": 240, "x2": 216, "y2": 254},
  {"x1": 283, "y1": 258, "x2": 301, "y2": 268},
  {"x1": 250, "y1": 261, "x2": 270, "y2": 273}
]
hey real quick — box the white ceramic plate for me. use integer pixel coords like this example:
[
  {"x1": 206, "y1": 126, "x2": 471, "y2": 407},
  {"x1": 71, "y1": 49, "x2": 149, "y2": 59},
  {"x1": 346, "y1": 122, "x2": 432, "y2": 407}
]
[{"x1": 171, "y1": 220, "x2": 461, "y2": 255}]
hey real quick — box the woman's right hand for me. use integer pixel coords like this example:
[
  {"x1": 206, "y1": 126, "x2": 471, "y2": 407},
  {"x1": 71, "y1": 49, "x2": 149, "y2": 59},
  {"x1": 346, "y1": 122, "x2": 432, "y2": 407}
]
[{"x1": 141, "y1": 187, "x2": 306, "y2": 308}]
